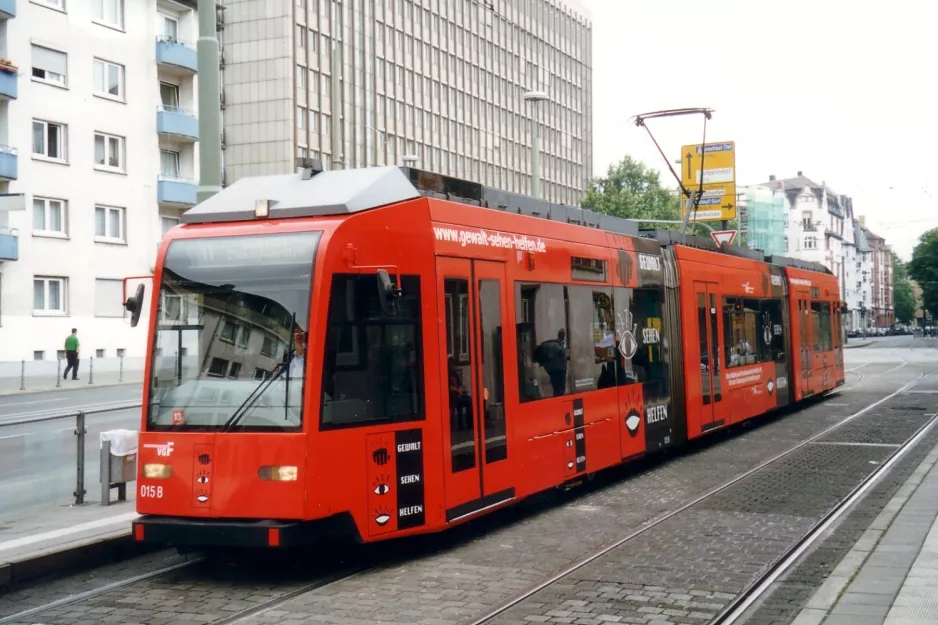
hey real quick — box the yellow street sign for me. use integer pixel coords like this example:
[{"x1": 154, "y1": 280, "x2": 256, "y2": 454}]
[{"x1": 680, "y1": 141, "x2": 736, "y2": 221}]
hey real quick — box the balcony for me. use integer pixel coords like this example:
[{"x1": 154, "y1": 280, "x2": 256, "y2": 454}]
[
  {"x1": 0, "y1": 65, "x2": 16, "y2": 100},
  {"x1": 0, "y1": 0, "x2": 15, "y2": 19},
  {"x1": 0, "y1": 228, "x2": 18, "y2": 261},
  {"x1": 157, "y1": 105, "x2": 199, "y2": 142},
  {"x1": 0, "y1": 145, "x2": 17, "y2": 181},
  {"x1": 155, "y1": 36, "x2": 197, "y2": 75},
  {"x1": 158, "y1": 175, "x2": 197, "y2": 207}
]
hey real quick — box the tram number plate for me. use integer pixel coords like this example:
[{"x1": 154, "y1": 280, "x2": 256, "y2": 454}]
[{"x1": 140, "y1": 485, "x2": 164, "y2": 499}]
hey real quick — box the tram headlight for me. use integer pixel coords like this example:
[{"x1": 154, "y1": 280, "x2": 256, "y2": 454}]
[
  {"x1": 143, "y1": 463, "x2": 173, "y2": 479},
  {"x1": 258, "y1": 465, "x2": 298, "y2": 481}
]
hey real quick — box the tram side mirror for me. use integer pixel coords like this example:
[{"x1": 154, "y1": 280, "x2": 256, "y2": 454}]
[
  {"x1": 377, "y1": 269, "x2": 402, "y2": 316},
  {"x1": 124, "y1": 284, "x2": 146, "y2": 328}
]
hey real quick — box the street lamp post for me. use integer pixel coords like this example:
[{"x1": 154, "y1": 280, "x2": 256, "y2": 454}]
[
  {"x1": 356, "y1": 124, "x2": 417, "y2": 167},
  {"x1": 523, "y1": 90, "x2": 549, "y2": 199},
  {"x1": 196, "y1": 0, "x2": 223, "y2": 203}
]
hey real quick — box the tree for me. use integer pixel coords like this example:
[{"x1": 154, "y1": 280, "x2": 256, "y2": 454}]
[
  {"x1": 892, "y1": 253, "x2": 917, "y2": 324},
  {"x1": 581, "y1": 156, "x2": 681, "y2": 227},
  {"x1": 908, "y1": 229, "x2": 938, "y2": 319}
]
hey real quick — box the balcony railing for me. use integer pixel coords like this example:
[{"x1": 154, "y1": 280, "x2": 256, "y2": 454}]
[
  {"x1": 0, "y1": 65, "x2": 17, "y2": 100},
  {"x1": 0, "y1": 227, "x2": 18, "y2": 261},
  {"x1": 155, "y1": 35, "x2": 198, "y2": 74},
  {"x1": 157, "y1": 174, "x2": 198, "y2": 206},
  {"x1": 0, "y1": 145, "x2": 18, "y2": 181},
  {"x1": 156, "y1": 104, "x2": 199, "y2": 141}
]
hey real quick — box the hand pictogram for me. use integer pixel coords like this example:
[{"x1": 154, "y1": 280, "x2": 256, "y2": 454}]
[{"x1": 616, "y1": 310, "x2": 639, "y2": 360}]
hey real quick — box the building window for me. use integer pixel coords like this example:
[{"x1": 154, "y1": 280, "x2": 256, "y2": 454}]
[
  {"x1": 160, "y1": 150, "x2": 180, "y2": 178},
  {"x1": 297, "y1": 106, "x2": 306, "y2": 129},
  {"x1": 93, "y1": 0, "x2": 124, "y2": 28},
  {"x1": 93, "y1": 59, "x2": 124, "y2": 100},
  {"x1": 94, "y1": 278, "x2": 124, "y2": 317},
  {"x1": 34, "y1": 276, "x2": 67, "y2": 313},
  {"x1": 36, "y1": 0, "x2": 65, "y2": 10},
  {"x1": 33, "y1": 197, "x2": 67, "y2": 236},
  {"x1": 32, "y1": 120, "x2": 67, "y2": 161},
  {"x1": 159, "y1": 14, "x2": 178, "y2": 40},
  {"x1": 94, "y1": 132, "x2": 125, "y2": 172},
  {"x1": 94, "y1": 205, "x2": 125, "y2": 242},
  {"x1": 161, "y1": 215, "x2": 179, "y2": 236},
  {"x1": 159, "y1": 82, "x2": 179, "y2": 108},
  {"x1": 31, "y1": 45, "x2": 67, "y2": 86}
]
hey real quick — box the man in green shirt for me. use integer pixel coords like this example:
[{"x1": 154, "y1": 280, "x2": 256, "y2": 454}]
[{"x1": 63, "y1": 328, "x2": 80, "y2": 381}]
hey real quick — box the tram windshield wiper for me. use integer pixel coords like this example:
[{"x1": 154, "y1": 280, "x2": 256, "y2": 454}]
[{"x1": 220, "y1": 359, "x2": 289, "y2": 432}]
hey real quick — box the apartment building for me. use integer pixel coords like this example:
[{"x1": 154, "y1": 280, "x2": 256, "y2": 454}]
[
  {"x1": 0, "y1": 0, "x2": 200, "y2": 361},
  {"x1": 221, "y1": 0, "x2": 593, "y2": 206},
  {"x1": 757, "y1": 172, "x2": 875, "y2": 331},
  {"x1": 862, "y1": 223, "x2": 894, "y2": 328}
]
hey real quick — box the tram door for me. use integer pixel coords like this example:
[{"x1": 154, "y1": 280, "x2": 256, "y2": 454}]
[
  {"x1": 693, "y1": 282, "x2": 724, "y2": 431},
  {"x1": 794, "y1": 291, "x2": 814, "y2": 396},
  {"x1": 437, "y1": 257, "x2": 515, "y2": 522}
]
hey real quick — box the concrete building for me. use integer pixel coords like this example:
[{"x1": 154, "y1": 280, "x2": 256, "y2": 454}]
[
  {"x1": 0, "y1": 0, "x2": 200, "y2": 361},
  {"x1": 757, "y1": 172, "x2": 875, "y2": 331},
  {"x1": 220, "y1": 0, "x2": 593, "y2": 206},
  {"x1": 862, "y1": 221, "x2": 894, "y2": 328}
]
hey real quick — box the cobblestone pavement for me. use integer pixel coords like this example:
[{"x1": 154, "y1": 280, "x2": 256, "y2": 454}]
[{"x1": 4, "y1": 361, "x2": 930, "y2": 625}]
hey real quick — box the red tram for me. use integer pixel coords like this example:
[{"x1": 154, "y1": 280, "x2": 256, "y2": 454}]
[{"x1": 127, "y1": 164, "x2": 845, "y2": 549}]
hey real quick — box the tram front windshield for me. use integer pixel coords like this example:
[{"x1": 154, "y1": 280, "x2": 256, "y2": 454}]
[{"x1": 146, "y1": 231, "x2": 321, "y2": 432}]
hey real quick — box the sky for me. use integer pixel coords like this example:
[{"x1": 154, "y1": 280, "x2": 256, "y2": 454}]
[{"x1": 577, "y1": 0, "x2": 937, "y2": 260}]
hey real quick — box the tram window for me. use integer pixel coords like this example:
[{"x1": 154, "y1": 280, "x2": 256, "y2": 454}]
[
  {"x1": 612, "y1": 287, "x2": 668, "y2": 397},
  {"x1": 810, "y1": 302, "x2": 823, "y2": 351},
  {"x1": 566, "y1": 285, "x2": 615, "y2": 392},
  {"x1": 320, "y1": 273, "x2": 424, "y2": 428},
  {"x1": 445, "y1": 278, "x2": 476, "y2": 472},
  {"x1": 762, "y1": 299, "x2": 786, "y2": 363},
  {"x1": 479, "y1": 279, "x2": 507, "y2": 464},
  {"x1": 516, "y1": 282, "x2": 569, "y2": 402},
  {"x1": 816, "y1": 301, "x2": 832, "y2": 351}
]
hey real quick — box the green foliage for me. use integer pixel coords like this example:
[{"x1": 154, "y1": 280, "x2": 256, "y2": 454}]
[
  {"x1": 908, "y1": 229, "x2": 938, "y2": 318},
  {"x1": 581, "y1": 156, "x2": 682, "y2": 230},
  {"x1": 893, "y1": 253, "x2": 917, "y2": 323}
]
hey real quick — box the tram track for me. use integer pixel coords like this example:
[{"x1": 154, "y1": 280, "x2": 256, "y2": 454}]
[
  {"x1": 4, "y1": 365, "x2": 929, "y2": 625},
  {"x1": 463, "y1": 366, "x2": 938, "y2": 625}
]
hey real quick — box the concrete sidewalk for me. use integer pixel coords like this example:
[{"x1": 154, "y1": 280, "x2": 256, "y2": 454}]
[
  {"x1": 0, "y1": 357, "x2": 145, "y2": 397},
  {"x1": 0, "y1": 496, "x2": 142, "y2": 588},
  {"x1": 793, "y1": 439, "x2": 938, "y2": 625}
]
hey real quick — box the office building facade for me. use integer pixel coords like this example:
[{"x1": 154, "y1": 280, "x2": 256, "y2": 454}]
[
  {"x1": 221, "y1": 0, "x2": 593, "y2": 206},
  {"x1": 0, "y1": 0, "x2": 200, "y2": 361}
]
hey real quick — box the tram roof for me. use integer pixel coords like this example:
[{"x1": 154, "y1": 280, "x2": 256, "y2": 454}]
[{"x1": 180, "y1": 163, "x2": 831, "y2": 277}]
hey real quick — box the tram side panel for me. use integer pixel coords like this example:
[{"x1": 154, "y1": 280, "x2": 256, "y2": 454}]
[
  {"x1": 674, "y1": 246, "x2": 796, "y2": 441},
  {"x1": 783, "y1": 266, "x2": 843, "y2": 399},
  {"x1": 309, "y1": 201, "x2": 449, "y2": 542}
]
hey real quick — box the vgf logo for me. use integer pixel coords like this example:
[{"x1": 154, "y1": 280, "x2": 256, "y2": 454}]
[{"x1": 144, "y1": 442, "x2": 174, "y2": 457}]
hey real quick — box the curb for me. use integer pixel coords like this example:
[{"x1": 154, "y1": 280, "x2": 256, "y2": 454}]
[
  {"x1": 790, "y1": 439, "x2": 938, "y2": 625},
  {"x1": 0, "y1": 379, "x2": 141, "y2": 398},
  {"x1": 844, "y1": 341, "x2": 873, "y2": 349},
  {"x1": 0, "y1": 529, "x2": 157, "y2": 590}
]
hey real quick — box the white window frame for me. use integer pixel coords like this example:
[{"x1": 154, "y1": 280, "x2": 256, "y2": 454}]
[
  {"x1": 32, "y1": 196, "x2": 68, "y2": 237},
  {"x1": 31, "y1": 45, "x2": 67, "y2": 86},
  {"x1": 93, "y1": 58, "x2": 125, "y2": 101},
  {"x1": 34, "y1": 0, "x2": 65, "y2": 11},
  {"x1": 94, "y1": 132, "x2": 125, "y2": 172},
  {"x1": 33, "y1": 276, "x2": 67, "y2": 315},
  {"x1": 159, "y1": 13, "x2": 179, "y2": 41},
  {"x1": 94, "y1": 204, "x2": 126, "y2": 243},
  {"x1": 32, "y1": 119, "x2": 68, "y2": 162},
  {"x1": 93, "y1": 0, "x2": 124, "y2": 29}
]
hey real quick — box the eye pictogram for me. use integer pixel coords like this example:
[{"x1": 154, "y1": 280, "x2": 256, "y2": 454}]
[
  {"x1": 196, "y1": 471, "x2": 209, "y2": 484},
  {"x1": 625, "y1": 410, "x2": 641, "y2": 436},
  {"x1": 374, "y1": 483, "x2": 390, "y2": 495},
  {"x1": 616, "y1": 310, "x2": 639, "y2": 360},
  {"x1": 372, "y1": 448, "x2": 389, "y2": 466},
  {"x1": 374, "y1": 506, "x2": 391, "y2": 526}
]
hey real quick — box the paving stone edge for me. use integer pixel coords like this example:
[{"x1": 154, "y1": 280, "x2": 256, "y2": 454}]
[
  {"x1": 0, "y1": 527, "x2": 153, "y2": 590},
  {"x1": 789, "y1": 438, "x2": 938, "y2": 625}
]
